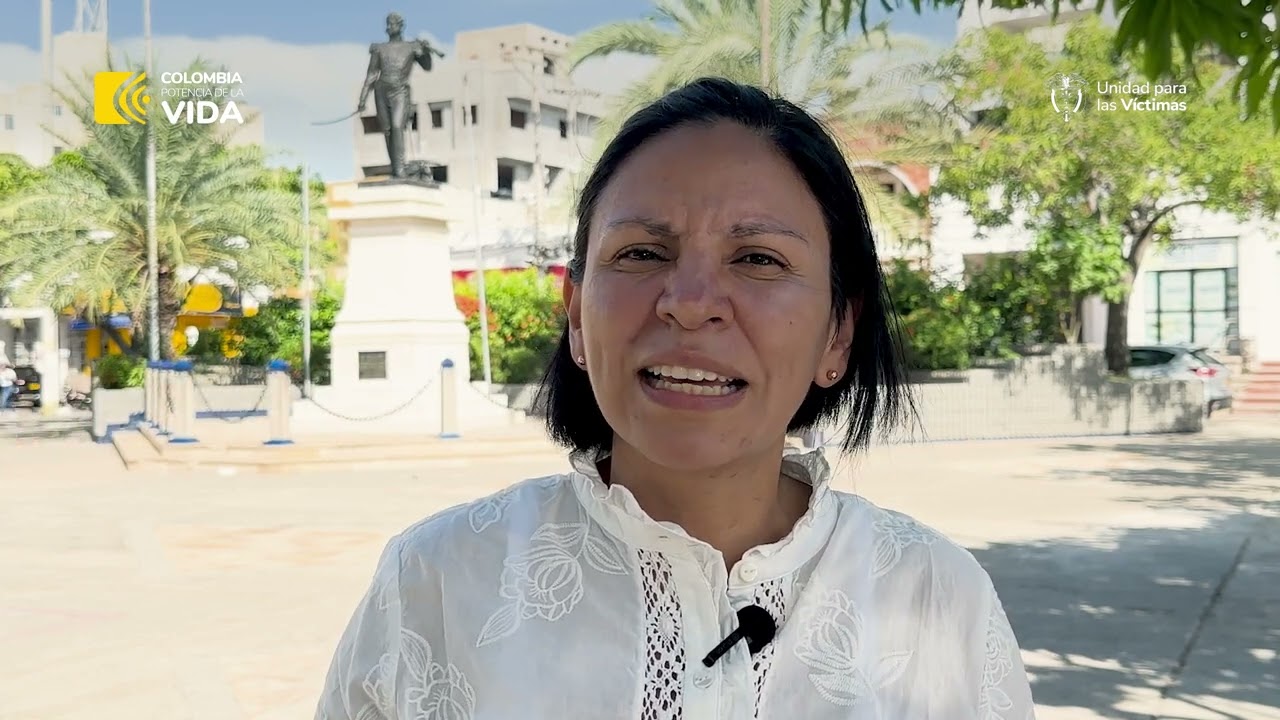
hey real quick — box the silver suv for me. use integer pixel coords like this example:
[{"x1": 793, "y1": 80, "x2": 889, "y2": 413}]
[{"x1": 1129, "y1": 345, "x2": 1233, "y2": 417}]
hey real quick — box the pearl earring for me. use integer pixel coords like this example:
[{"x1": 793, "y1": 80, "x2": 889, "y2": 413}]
[
  {"x1": 827, "y1": 370, "x2": 839, "y2": 381},
  {"x1": 577, "y1": 355, "x2": 585, "y2": 365}
]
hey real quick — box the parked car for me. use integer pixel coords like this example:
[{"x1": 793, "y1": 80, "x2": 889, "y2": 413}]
[
  {"x1": 11, "y1": 365, "x2": 42, "y2": 408},
  {"x1": 1128, "y1": 345, "x2": 1232, "y2": 416}
]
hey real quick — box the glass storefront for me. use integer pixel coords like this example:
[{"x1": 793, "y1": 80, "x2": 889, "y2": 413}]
[{"x1": 1143, "y1": 264, "x2": 1238, "y2": 348}]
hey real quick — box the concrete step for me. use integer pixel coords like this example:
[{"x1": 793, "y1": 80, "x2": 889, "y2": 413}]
[
  {"x1": 0, "y1": 416, "x2": 93, "y2": 440},
  {"x1": 111, "y1": 428, "x2": 163, "y2": 469},
  {"x1": 1236, "y1": 397, "x2": 1280, "y2": 411},
  {"x1": 1235, "y1": 407, "x2": 1280, "y2": 415},
  {"x1": 109, "y1": 424, "x2": 565, "y2": 473}
]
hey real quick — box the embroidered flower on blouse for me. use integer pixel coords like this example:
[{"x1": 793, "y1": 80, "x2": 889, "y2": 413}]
[{"x1": 477, "y1": 518, "x2": 629, "y2": 647}]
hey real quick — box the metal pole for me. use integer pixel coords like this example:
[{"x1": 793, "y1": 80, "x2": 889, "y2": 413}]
[
  {"x1": 41, "y1": 0, "x2": 53, "y2": 160},
  {"x1": 462, "y1": 62, "x2": 493, "y2": 394},
  {"x1": 529, "y1": 57, "x2": 544, "y2": 263},
  {"x1": 144, "y1": 0, "x2": 160, "y2": 361},
  {"x1": 760, "y1": 0, "x2": 771, "y2": 89},
  {"x1": 300, "y1": 163, "x2": 312, "y2": 398}
]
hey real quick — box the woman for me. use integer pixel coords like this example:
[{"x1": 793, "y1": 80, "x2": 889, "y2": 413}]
[{"x1": 315, "y1": 78, "x2": 1035, "y2": 719}]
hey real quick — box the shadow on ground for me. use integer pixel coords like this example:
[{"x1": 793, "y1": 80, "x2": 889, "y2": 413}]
[
  {"x1": 1056, "y1": 434, "x2": 1280, "y2": 514},
  {"x1": 973, "y1": 433, "x2": 1280, "y2": 719}
]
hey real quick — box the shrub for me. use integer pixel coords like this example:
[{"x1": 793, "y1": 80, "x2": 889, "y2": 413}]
[
  {"x1": 95, "y1": 353, "x2": 146, "y2": 388},
  {"x1": 454, "y1": 269, "x2": 563, "y2": 384}
]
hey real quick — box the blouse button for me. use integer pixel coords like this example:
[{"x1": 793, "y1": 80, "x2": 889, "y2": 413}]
[
  {"x1": 737, "y1": 563, "x2": 759, "y2": 583},
  {"x1": 692, "y1": 672, "x2": 713, "y2": 689}
]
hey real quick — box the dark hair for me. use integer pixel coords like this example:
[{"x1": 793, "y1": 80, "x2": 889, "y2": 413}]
[{"x1": 534, "y1": 77, "x2": 915, "y2": 455}]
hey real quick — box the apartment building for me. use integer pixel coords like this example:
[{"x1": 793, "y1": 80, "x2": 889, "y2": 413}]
[
  {"x1": 937, "y1": 4, "x2": 1280, "y2": 364},
  {"x1": 349, "y1": 23, "x2": 610, "y2": 273}
]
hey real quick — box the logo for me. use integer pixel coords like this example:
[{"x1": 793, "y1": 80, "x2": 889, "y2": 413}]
[
  {"x1": 1047, "y1": 72, "x2": 1087, "y2": 123},
  {"x1": 93, "y1": 71, "x2": 247, "y2": 125},
  {"x1": 93, "y1": 71, "x2": 150, "y2": 124}
]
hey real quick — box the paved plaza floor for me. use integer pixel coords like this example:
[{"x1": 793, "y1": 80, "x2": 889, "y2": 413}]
[{"x1": 2, "y1": 416, "x2": 1277, "y2": 719}]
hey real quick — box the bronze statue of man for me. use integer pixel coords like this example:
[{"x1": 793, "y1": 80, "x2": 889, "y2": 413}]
[{"x1": 357, "y1": 12, "x2": 444, "y2": 179}]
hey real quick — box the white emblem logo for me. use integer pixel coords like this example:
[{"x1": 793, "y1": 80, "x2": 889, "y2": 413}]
[{"x1": 1048, "y1": 73, "x2": 1087, "y2": 123}]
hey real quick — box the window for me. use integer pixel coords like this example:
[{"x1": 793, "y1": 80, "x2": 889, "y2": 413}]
[
  {"x1": 575, "y1": 113, "x2": 598, "y2": 136},
  {"x1": 1129, "y1": 348, "x2": 1174, "y2": 368},
  {"x1": 1144, "y1": 268, "x2": 1238, "y2": 348},
  {"x1": 558, "y1": 119, "x2": 568, "y2": 138},
  {"x1": 3, "y1": 114, "x2": 13, "y2": 130},
  {"x1": 360, "y1": 116, "x2": 380, "y2": 134},
  {"x1": 1192, "y1": 349, "x2": 1222, "y2": 367},
  {"x1": 510, "y1": 108, "x2": 528, "y2": 128},
  {"x1": 469, "y1": 105, "x2": 478, "y2": 124},
  {"x1": 358, "y1": 351, "x2": 387, "y2": 380},
  {"x1": 430, "y1": 108, "x2": 444, "y2": 128},
  {"x1": 52, "y1": 146, "x2": 63, "y2": 156},
  {"x1": 881, "y1": 182, "x2": 896, "y2": 194},
  {"x1": 53, "y1": 105, "x2": 62, "y2": 116},
  {"x1": 430, "y1": 165, "x2": 448, "y2": 183},
  {"x1": 494, "y1": 163, "x2": 515, "y2": 198},
  {"x1": 543, "y1": 56, "x2": 555, "y2": 75}
]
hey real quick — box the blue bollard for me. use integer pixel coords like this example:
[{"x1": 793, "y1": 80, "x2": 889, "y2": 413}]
[
  {"x1": 167, "y1": 360, "x2": 197, "y2": 444},
  {"x1": 439, "y1": 358, "x2": 460, "y2": 439},
  {"x1": 263, "y1": 359, "x2": 294, "y2": 445}
]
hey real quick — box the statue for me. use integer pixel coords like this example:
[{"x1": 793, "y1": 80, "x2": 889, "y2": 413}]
[{"x1": 356, "y1": 12, "x2": 445, "y2": 180}]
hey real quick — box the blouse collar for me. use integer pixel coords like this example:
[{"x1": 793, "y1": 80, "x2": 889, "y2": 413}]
[{"x1": 567, "y1": 446, "x2": 839, "y2": 579}]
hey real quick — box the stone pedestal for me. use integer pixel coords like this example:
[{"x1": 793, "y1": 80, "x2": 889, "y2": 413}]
[{"x1": 292, "y1": 181, "x2": 521, "y2": 435}]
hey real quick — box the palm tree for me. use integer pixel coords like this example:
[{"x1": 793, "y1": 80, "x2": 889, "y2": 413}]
[
  {"x1": 566, "y1": 0, "x2": 957, "y2": 248},
  {"x1": 0, "y1": 61, "x2": 316, "y2": 358}
]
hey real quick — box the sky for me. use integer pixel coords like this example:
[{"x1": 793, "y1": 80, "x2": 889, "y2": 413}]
[{"x1": 0, "y1": 0, "x2": 962, "y2": 180}]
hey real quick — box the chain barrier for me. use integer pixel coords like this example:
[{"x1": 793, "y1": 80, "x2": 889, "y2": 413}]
[
  {"x1": 296, "y1": 377, "x2": 436, "y2": 422},
  {"x1": 186, "y1": 368, "x2": 267, "y2": 424}
]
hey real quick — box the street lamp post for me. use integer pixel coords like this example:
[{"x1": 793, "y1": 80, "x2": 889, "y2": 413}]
[
  {"x1": 462, "y1": 61, "x2": 494, "y2": 394},
  {"x1": 300, "y1": 162, "x2": 312, "y2": 399},
  {"x1": 503, "y1": 53, "x2": 545, "y2": 256},
  {"x1": 144, "y1": 0, "x2": 160, "y2": 361}
]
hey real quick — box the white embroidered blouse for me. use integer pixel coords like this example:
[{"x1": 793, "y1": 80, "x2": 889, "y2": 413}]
[{"x1": 314, "y1": 449, "x2": 1037, "y2": 719}]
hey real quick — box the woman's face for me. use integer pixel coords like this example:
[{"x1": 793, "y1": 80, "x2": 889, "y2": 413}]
[{"x1": 565, "y1": 120, "x2": 854, "y2": 470}]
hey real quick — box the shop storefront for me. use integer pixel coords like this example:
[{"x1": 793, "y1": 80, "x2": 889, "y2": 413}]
[{"x1": 1130, "y1": 227, "x2": 1280, "y2": 363}]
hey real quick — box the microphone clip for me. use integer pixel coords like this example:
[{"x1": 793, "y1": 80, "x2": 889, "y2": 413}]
[{"x1": 701, "y1": 604, "x2": 777, "y2": 667}]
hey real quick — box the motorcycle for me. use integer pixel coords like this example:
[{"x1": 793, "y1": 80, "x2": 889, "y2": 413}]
[{"x1": 64, "y1": 388, "x2": 92, "y2": 410}]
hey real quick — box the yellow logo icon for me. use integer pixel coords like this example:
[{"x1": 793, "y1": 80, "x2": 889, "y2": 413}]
[{"x1": 93, "y1": 71, "x2": 150, "y2": 124}]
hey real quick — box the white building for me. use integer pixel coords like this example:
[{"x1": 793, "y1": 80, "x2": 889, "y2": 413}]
[
  {"x1": 349, "y1": 23, "x2": 611, "y2": 274},
  {"x1": 939, "y1": 4, "x2": 1280, "y2": 364}
]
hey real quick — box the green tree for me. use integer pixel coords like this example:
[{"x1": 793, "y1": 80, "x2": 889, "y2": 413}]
[
  {"x1": 0, "y1": 154, "x2": 44, "y2": 299},
  {"x1": 960, "y1": 222, "x2": 1124, "y2": 355},
  {"x1": 0, "y1": 61, "x2": 313, "y2": 358},
  {"x1": 0, "y1": 154, "x2": 42, "y2": 201},
  {"x1": 934, "y1": 19, "x2": 1280, "y2": 373},
  {"x1": 1025, "y1": 221, "x2": 1126, "y2": 344},
  {"x1": 883, "y1": 258, "x2": 983, "y2": 369},
  {"x1": 454, "y1": 270, "x2": 564, "y2": 384},
  {"x1": 822, "y1": 0, "x2": 1280, "y2": 129},
  {"x1": 962, "y1": 253, "x2": 1053, "y2": 355},
  {"x1": 567, "y1": 0, "x2": 954, "y2": 242},
  {"x1": 230, "y1": 287, "x2": 342, "y2": 385}
]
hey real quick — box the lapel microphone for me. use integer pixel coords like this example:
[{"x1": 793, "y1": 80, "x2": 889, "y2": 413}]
[{"x1": 701, "y1": 604, "x2": 777, "y2": 667}]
